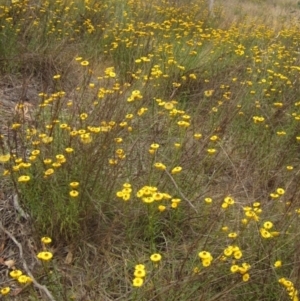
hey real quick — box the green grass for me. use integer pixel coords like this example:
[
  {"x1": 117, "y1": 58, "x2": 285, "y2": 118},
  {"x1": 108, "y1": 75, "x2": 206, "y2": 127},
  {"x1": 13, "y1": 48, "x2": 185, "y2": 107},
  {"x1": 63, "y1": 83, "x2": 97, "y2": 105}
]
[{"x1": 0, "y1": 0, "x2": 300, "y2": 300}]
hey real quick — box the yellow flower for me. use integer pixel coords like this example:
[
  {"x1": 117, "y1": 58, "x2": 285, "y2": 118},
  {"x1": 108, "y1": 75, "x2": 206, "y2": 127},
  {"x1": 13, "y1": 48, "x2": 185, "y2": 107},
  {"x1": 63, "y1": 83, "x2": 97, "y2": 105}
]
[
  {"x1": 11, "y1": 123, "x2": 21, "y2": 129},
  {"x1": 204, "y1": 198, "x2": 212, "y2": 204},
  {"x1": 70, "y1": 130, "x2": 78, "y2": 137},
  {"x1": 9, "y1": 270, "x2": 22, "y2": 279},
  {"x1": 69, "y1": 190, "x2": 79, "y2": 198},
  {"x1": 21, "y1": 162, "x2": 31, "y2": 168},
  {"x1": 171, "y1": 202, "x2": 178, "y2": 209},
  {"x1": 65, "y1": 147, "x2": 74, "y2": 153},
  {"x1": 263, "y1": 221, "x2": 273, "y2": 230},
  {"x1": 0, "y1": 287, "x2": 10, "y2": 295},
  {"x1": 41, "y1": 237, "x2": 52, "y2": 244},
  {"x1": 42, "y1": 136, "x2": 53, "y2": 144},
  {"x1": 142, "y1": 197, "x2": 154, "y2": 203},
  {"x1": 53, "y1": 74, "x2": 61, "y2": 79},
  {"x1": 80, "y1": 133, "x2": 92, "y2": 144},
  {"x1": 37, "y1": 251, "x2": 53, "y2": 261},
  {"x1": 233, "y1": 250, "x2": 243, "y2": 259},
  {"x1": 80, "y1": 60, "x2": 89, "y2": 66},
  {"x1": 198, "y1": 251, "x2": 212, "y2": 260},
  {"x1": 202, "y1": 259, "x2": 212, "y2": 267},
  {"x1": 221, "y1": 202, "x2": 229, "y2": 209},
  {"x1": 207, "y1": 148, "x2": 216, "y2": 155},
  {"x1": 260, "y1": 228, "x2": 272, "y2": 239},
  {"x1": 224, "y1": 247, "x2": 233, "y2": 256},
  {"x1": 242, "y1": 273, "x2": 250, "y2": 282},
  {"x1": 276, "y1": 188, "x2": 285, "y2": 195},
  {"x1": 56, "y1": 154, "x2": 66, "y2": 163},
  {"x1": 224, "y1": 196, "x2": 235, "y2": 205},
  {"x1": 171, "y1": 166, "x2": 182, "y2": 174},
  {"x1": 127, "y1": 90, "x2": 142, "y2": 102},
  {"x1": 150, "y1": 143, "x2": 159, "y2": 149},
  {"x1": 52, "y1": 162, "x2": 61, "y2": 168},
  {"x1": 0, "y1": 154, "x2": 11, "y2": 162},
  {"x1": 177, "y1": 121, "x2": 190, "y2": 127},
  {"x1": 194, "y1": 133, "x2": 202, "y2": 139},
  {"x1": 135, "y1": 264, "x2": 145, "y2": 271},
  {"x1": 270, "y1": 231, "x2": 280, "y2": 237},
  {"x1": 70, "y1": 182, "x2": 79, "y2": 188},
  {"x1": 43, "y1": 159, "x2": 52, "y2": 165},
  {"x1": 154, "y1": 162, "x2": 166, "y2": 170},
  {"x1": 158, "y1": 205, "x2": 166, "y2": 212},
  {"x1": 150, "y1": 253, "x2": 162, "y2": 262},
  {"x1": 18, "y1": 175, "x2": 30, "y2": 182},
  {"x1": 134, "y1": 269, "x2": 146, "y2": 278},
  {"x1": 13, "y1": 165, "x2": 20, "y2": 172},
  {"x1": 230, "y1": 265, "x2": 239, "y2": 273},
  {"x1": 241, "y1": 262, "x2": 251, "y2": 271},
  {"x1": 253, "y1": 116, "x2": 265, "y2": 123},
  {"x1": 60, "y1": 123, "x2": 68, "y2": 129},
  {"x1": 137, "y1": 107, "x2": 148, "y2": 116},
  {"x1": 153, "y1": 193, "x2": 164, "y2": 201},
  {"x1": 204, "y1": 90, "x2": 214, "y2": 97},
  {"x1": 164, "y1": 102, "x2": 174, "y2": 110},
  {"x1": 210, "y1": 135, "x2": 219, "y2": 141},
  {"x1": 18, "y1": 275, "x2": 32, "y2": 284},
  {"x1": 132, "y1": 277, "x2": 144, "y2": 287},
  {"x1": 241, "y1": 218, "x2": 247, "y2": 225},
  {"x1": 80, "y1": 113, "x2": 88, "y2": 120},
  {"x1": 274, "y1": 260, "x2": 282, "y2": 268},
  {"x1": 122, "y1": 193, "x2": 130, "y2": 201},
  {"x1": 21, "y1": 162, "x2": 33, "y2": 168},
  {"x1": 44, "y1": 168, "x2": 54, "y2": 176},
  {"x1": 228, "y1": 232, "x2": 238, "y2": 238},
  {"x1": 114, "y1": 137, "x2": 123, "y2": 143}
]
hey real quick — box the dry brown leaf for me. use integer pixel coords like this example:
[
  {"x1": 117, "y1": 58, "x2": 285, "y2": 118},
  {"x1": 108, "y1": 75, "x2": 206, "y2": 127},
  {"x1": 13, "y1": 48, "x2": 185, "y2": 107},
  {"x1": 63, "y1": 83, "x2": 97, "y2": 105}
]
[
  {"x1": 4, "y1": 259, "x2": 15, "y2": 269},
  {"x1": 64, "y1": 251, "x2": 73, "y2": 264},
  {"x1": 0, "y1": 257, "x2": 4, "y2": 264}
]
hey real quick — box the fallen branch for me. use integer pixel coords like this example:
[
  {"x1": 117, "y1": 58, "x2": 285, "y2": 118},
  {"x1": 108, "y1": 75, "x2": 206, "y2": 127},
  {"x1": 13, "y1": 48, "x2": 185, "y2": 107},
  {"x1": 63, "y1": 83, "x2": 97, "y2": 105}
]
[
  {"x1": 12, "y1": 194, "x2": 29, "y2": 219},
  {"x1": 0, "y1": 222, "x2": 56, "y2": 301}
]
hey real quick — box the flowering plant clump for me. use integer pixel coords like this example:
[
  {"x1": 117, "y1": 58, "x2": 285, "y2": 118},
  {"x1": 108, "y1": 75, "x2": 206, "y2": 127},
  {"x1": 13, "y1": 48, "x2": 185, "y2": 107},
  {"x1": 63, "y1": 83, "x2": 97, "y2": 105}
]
[
  {"x1": 198, "y1": 251, "x2": 213, "y2": 267},
  {"x1": 132, "y1": 264, "x2": 146, "y2": 287}
]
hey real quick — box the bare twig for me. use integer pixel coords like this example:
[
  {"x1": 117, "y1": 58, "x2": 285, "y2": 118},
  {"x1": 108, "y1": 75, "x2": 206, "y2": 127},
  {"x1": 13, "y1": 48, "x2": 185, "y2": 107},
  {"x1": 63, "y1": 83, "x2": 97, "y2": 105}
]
[
  {"x1": 164, "y1": 169, "x2": 198, "y2": 213},
  {"x1": 12, "y1": 194, "x2": 29, "y2": 219},
  {"x1": 0, "y1": 222, "x2": 56, "y2": 301}
]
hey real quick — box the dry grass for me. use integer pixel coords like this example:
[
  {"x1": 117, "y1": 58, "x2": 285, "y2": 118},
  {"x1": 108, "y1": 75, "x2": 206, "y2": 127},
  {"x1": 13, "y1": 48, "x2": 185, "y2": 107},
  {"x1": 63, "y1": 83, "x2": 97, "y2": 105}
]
[
  {"x1": 1, "y1": 0, "x2": 300, "y2": 300},
  {"x1": 216, "y1": 0, "x2": 300, "y2": 29}
]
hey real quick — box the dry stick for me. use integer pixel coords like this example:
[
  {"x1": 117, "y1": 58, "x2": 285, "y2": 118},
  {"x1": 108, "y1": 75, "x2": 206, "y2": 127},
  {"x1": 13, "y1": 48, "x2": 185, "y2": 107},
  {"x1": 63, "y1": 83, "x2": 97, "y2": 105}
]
[
  {"x1": 164, "y1": 169, "x2": 198, "y2": 213},
  {"x1": 0, "y1": 222, "x2": 56, "y2": 301}
]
